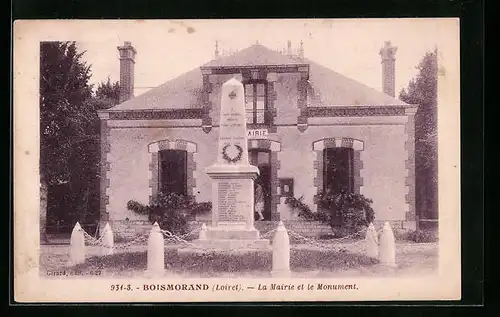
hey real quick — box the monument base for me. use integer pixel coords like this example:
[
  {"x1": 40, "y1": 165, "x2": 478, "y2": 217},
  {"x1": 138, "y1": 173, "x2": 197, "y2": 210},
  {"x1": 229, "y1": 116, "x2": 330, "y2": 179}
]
[
  {"x1": 205, "y1": 225, "x2": 260, "y2": 240},
  {"x1": 178, "y1": 239, "x2": 271, "y2": 254},
  {"x1": 179, "y1": 225, "x2": 271, "y2": 254}
]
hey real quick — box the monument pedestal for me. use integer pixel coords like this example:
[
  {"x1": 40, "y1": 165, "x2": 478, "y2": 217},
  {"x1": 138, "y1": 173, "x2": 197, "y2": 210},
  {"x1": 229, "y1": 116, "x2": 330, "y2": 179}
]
[{"x1": 181, "y1": 165, "x2": 271, "y2": 253}]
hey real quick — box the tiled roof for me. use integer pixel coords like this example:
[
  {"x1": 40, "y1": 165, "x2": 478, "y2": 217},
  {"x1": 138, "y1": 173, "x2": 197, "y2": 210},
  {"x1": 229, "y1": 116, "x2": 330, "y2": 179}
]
[
  {"x1": 305, "y1": 59, "x2": 407, "y2": 106},
  {"x1": 111, "y1": 67, "x2": 203, "y2": 110},
  {"x1": 109, "y1": 44, "x2": 407, "y2": 111}
]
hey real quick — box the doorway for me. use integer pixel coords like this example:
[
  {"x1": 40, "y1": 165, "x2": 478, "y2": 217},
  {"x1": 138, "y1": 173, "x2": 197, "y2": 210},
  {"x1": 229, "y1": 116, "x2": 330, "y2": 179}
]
[{"x1": 249, "y1": 149, "x2": 272, "y2": 221}]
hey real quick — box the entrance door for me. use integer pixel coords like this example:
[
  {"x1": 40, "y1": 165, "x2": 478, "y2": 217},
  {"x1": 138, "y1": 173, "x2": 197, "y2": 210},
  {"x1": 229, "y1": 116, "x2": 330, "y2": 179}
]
[{"x1": 249, "y1": 149, "x2": 272, "y2": 220}]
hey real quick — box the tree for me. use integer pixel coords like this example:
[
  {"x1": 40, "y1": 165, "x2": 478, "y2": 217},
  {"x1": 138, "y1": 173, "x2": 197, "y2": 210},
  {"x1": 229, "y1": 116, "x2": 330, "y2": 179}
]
[
  {"x1": 40, "y1": 42, "x2": 98, "y2": 241},
  {"x1": 93, "y1": 77, "x2": 120, "y2": 109},
  {"x1": 399, "y1": 49, "x2": 438, "y2": 220}
]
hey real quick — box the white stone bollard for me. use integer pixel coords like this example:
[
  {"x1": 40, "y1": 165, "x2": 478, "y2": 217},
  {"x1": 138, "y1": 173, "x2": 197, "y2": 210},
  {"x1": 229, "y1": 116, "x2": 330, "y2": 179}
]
[
  {"x1": 199, "y1": 223, "x2": 207, "y2": 241},
  {"x1": 100, "y1": 222, "x2": 114, "y2": 256},
  {"x1": 69, "y1": 222, "x2": 86, "y2": 265},
  {"x1": 365, "y1": 223, "x2": 379, "y2": 259},
  {"x1": 378, "y1": 222, "x2": 397, "y2": 267},
  {"x1": 272, "y1": 221, "x2": 291, "y2": 277},
  {"x1": 147, "y1": 222, "x2": 165, "y2": 276}
]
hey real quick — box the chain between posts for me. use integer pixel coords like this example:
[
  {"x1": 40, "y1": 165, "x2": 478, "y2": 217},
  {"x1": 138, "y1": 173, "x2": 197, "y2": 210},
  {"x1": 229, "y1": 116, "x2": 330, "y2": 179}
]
[
  {"x1": 114, "y1": 234, "x2": 150, "y2": 250},
  {"x1": 83, "y1": 230, "x2": 104, "y2": 246},
  {"x1": 285, "y1": 227, "x2": 367, "y2": 251},
  {"x1": 160, "y1": 228, "x2": 198, "y2": 245},
  {"x1": 178, "y1": 227, "x2": 202, "y2": 240},
  {"x1": 260, "y1": 228, "x2": 277, "y2": 239},
  {"x1": 80, "y1": 224, "x2": 369, "y2": 252}
]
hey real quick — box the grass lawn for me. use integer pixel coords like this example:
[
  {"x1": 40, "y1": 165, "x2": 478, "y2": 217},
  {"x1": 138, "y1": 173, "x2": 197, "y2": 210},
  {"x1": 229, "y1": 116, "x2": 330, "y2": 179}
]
[{"x1": 39, "y1": 242, "x2": 438, "y2": 278}]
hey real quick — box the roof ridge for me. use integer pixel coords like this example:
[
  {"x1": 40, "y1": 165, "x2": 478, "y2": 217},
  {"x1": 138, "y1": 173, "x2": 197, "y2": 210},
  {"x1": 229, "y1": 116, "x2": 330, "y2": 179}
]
[{"x1": 202, "y1": 43, "x2": 308, "y2": 68}]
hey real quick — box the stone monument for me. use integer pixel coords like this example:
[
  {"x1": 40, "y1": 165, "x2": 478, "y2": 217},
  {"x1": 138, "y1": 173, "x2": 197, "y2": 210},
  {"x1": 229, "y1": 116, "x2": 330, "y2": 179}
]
[{"x1": 189, "y1": 78, "x2": 270, "y2": 251}]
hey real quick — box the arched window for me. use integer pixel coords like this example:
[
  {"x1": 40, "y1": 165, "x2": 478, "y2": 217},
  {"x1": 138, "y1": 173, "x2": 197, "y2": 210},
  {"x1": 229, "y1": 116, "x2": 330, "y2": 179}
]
[
  {"x1": 323, "y1": 147, "x2": 354, "y2": 194},
  {"x1": 158, "y1": 149, "x2": 187, "y2": 196},
  {"x1": 148, "y1": 139, "x2": 197, "y2": 204}
]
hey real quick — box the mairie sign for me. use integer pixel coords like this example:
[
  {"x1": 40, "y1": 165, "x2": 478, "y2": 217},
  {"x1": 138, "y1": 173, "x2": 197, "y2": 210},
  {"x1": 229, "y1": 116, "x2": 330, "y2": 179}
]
[{"x1": 247, "y1": 129, "x2": 268, "y2": 139}]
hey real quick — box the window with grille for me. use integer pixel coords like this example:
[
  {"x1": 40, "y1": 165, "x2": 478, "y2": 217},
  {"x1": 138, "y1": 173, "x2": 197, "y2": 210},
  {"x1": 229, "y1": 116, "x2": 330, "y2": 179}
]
[{"x1": 244, "y1": 81, "x2": 268, "y2": 125}]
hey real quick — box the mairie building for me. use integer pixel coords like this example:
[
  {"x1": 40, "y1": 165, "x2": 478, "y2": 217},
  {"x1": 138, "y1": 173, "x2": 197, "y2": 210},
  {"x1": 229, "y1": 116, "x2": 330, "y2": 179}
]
[{"x1": 98, "y1": 41, "x2": 417, "y2": 238}]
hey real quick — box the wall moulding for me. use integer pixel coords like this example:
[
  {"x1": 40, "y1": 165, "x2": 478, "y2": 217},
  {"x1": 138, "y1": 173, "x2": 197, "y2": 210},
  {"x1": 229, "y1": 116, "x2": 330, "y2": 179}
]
[
  {"x1": 306, "y1": 105, "x2": 416, "y2": 117},
  {"x1": 106, "y1": 109, "x2": 205, "y2": 120}
]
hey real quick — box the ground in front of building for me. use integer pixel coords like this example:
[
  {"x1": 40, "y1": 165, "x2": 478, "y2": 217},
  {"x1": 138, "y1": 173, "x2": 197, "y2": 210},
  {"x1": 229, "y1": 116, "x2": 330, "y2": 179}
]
[{"x1": 39, "y1": 242, "x2": 438, "y2": 278}]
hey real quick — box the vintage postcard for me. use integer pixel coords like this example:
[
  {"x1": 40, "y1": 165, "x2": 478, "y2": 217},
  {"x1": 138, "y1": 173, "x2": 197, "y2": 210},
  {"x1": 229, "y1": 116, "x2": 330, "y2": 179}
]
[{"x1": 13, "y1": 19, "x2": 461, "y2": 302}]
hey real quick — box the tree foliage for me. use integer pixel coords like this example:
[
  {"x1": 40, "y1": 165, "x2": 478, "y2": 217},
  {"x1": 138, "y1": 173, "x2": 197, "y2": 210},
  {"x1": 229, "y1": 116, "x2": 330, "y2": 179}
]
[
  {"x1": 40, "y1": 42, "x2": 96, "y2": 186},
  {"x1": 40, "y1": 42, "x2": 126, "y2": 234},
  {"x1": 40, "y1": 42, "x2": 113, "y2": 232},
  {"x1": 399, "y1": 49, "x2": 438, "y2": 219},
  {"x1": 93, "y1": 77, "x2": 120, "y2": 109}
]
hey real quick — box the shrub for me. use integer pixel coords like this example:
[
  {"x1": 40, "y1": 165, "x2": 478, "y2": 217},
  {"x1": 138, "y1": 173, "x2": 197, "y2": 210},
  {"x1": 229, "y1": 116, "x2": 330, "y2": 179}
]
[
  {"x1": 126, "y1": 193, "x2": 211, "y2": 235},
  {"x1": 284, "y1": 196, "x2": 328, "y2": 222},
  {"x1": 126, "y1": 200, "x2": 148, "y2": 214},
  {"x1": 407, "y1": 229, "x2": 438, "y2": 243},
  {"x1": 285, "y1": 191, "x2": 375, "y2": 238},
  {"x1": 316, "y1": 191, "x2": 374, "y2": 234}
]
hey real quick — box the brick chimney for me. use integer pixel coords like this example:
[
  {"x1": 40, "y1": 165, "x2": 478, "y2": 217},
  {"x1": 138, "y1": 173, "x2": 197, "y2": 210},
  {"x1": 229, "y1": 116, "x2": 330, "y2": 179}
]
[
  {"x1": 298, "y1": 40, "x2": 304, "y2": 59},
  {"x1": 379, "y1": 41, "x2": 397, "y2": 97},
  {"x1": 214, "y1": 40, "x2": 220, "y2": 59},
  {"x1": 117, "y1": 41, "x2": 137, "y2": 103}
]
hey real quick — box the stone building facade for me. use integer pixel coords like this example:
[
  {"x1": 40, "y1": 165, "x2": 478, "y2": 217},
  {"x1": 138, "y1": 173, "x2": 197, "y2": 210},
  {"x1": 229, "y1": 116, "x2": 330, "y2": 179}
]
[{"x1": 98, "y1": 41, "x2": 417, "y2": 238}]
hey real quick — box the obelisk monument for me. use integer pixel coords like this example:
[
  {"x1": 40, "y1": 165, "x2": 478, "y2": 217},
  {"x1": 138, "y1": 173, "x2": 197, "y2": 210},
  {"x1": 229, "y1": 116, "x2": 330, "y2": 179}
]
[{"x1": 189, "y1": 78, "x2": 270, "y2": 251}]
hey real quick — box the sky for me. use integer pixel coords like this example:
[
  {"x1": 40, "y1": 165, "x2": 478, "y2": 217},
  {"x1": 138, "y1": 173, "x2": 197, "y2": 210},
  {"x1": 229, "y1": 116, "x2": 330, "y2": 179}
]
[{"x1": 75, "y1": 19, "x2": 457, "y2": 98}]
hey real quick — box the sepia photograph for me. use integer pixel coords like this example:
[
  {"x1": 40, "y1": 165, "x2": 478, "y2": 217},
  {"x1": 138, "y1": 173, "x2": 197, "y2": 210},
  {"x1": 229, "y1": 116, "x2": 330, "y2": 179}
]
[{"x1": 13, "y1": 19, "x2": 461, "y2": 302}]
